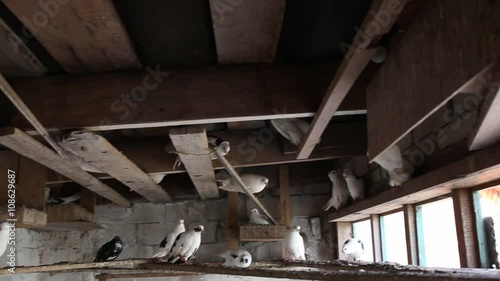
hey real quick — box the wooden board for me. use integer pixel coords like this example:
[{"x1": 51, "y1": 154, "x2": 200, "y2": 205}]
[
  {"x1": 371, "y1": 215, "x2": 382, "y2": 262},
  {"x1": 329, "y1": 143, "x2": 500, "y2": 222},
  {"x1": 0, "y1": 205, "x2": 47, "y2": 228},
  {"x1": 169, "y1": 127, "x2": 219, "y2": 200},
  {"x1": 59, "y1": 131, "x2": 172, "y2": 203},
  {"x1": 403, "y1": 205, "x2": 418, "y2": 265},
  {"x1": 9, "y1": 64, "x2": 366, "y2": 133},
  {"x1": 226, "y1": 192, "x2": 239, "y2": 249},
  {"x1": 452, "y1": 189, "x2": 480, "y2": 268},
  {"x1": 296, "y1": 0, "x2": 406, "y2": 159},
  {"x1": 279, "y1": 165, "x2": 291, "y2": 227},
  {"x1": 0, "y1": 127, "x2": 131, "y2": 207},
  {"x1": 46, "y1": 204, "x2": 95, "y2": 223},
  {"x1": 16, "y1": 156, "x2": 46, "y2": 210},
  {"x1": 367, "y1": 0, "x2": 500, "y2": 161},
  {"x1": 239, "y1": 225, "x2": 286, "y2": 242},
  {"x1": 2, "y1": 0, "x2": 140, "y2": 73},
  {"x1": 209, "y1": 0, "x2": 285, "y2": 63}
]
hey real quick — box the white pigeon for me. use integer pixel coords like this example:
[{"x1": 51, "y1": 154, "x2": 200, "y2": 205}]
[
  {"x1": 373, "y1": 145, "x2": 412, "y2": 187},
  {"x1": 149, "y1": 174, "x2": 166, "y2": 184},
  {"x1": 283, "y1": 226, "x2": 306, "y2": 261},
  {"x1": 271, "y1": 118, "x2": 313, "y2": 146},
  {"x1": 167, "y1": 225, "x2": 204, "y2": 263},
  {"x1": 46, "y1": 192, "x2": 81, "y2": 205},
  {"x1": 0, "y1": 222, "x2": 9, "y2": 257},
  {"x1": 153, "y1": 219, "x2": 186, "y2": 258},
  {"x1": 249, "y1": 208, "x2": 270, "y2": 225},
  {"x1": 216, "y1": 172, "x2": 269, "y2": 194},
  {"x1": 218, "y1": 249, "x2": 252, "y2": 268},
  {"x1": 323, "y1": 170, "x2": 350, "y2": 211},
  {"x1": 342, "y1": 238, "x2": 364, "y2": 261},
  {"x1": 173, "y1": 136, "x2": 230, "y2": 169},
  {"x1": 343, "y1": 168, "x2": 365, "y2": 202}
]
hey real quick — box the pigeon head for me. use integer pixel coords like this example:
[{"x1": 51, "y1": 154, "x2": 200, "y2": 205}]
[
  {"x1": 293, "y1": 225, "x2": 301, "y2": 232},
  {"x1": 219, "y1": 141, "x2": 231, "y2": 154},
  {"x1": 113, "y1": 236, "x2": 122, "y2": 241},
  {"x1": 342, "y1": 169, "x2": 353, "y2": 178},
  {"x1": 177, "y1": 219, "x2": 184, "y2": 225},
  {"x1": 260, "y1": 177, "x2": 269, "y2": 186},
  {"x1": 194, "y1": 225, "x2": 204, "y2": 232},
  {"x1": 251, "y1": 208, "x2": 259, "y2": 214},
  {"x1": 328, "y1": 170, "x2": 338, "y2": 182}
]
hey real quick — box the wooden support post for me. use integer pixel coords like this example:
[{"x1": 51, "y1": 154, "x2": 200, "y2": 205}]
[
  {"x1": 227, "y1": 192, "x2": 239, "y2": 249},
  {"x1": 80, "y1": 188, "x2": 96, "y2": 214},
  {"x1": 403, "y1": 204, "x2": 418, "y2": 265},
  {"x1": 452, "y1": 189, "x2": 480, "y2": 268},
  {"x1": 371, "y1": 215, "x2": 382, "y2": 262},
  {"x1": 336, "y1": 222, "x2": 352, "y2": 260},
  {"x1": 279, "y1": 165, "x2": 291, "y2": 228}
]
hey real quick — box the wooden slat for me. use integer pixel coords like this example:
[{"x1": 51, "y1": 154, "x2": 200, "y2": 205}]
[
  {"x1": 227, "y1": 192, "x2": 239, "y2": 249},
  {"x1": 336, "y1": 222, "x2": 352, "y2": 260},
  {"x1": 239, "y1": 225, "x2": 286, "y2": 242},
  {"x1": 403, "y1": 205, "x2": 418, "y2": 265},
  {"x1": 2, "y1": 0, "x2": 140, "y2": 73},
  {"x1": 371, "y1": 215, "x2": 382, "y2": 262},
  {"x1": 59, "y1": 131, "x2": 172, "y2": 203},
  {"x1": 296, "y1": 0, "x2": 406, "y2": 159},
  {"x1": 96, "y1": 273, "x2": 199, "y2": 280},
  {"x1": 80, "y1": 187, "x2": 96, "y2": 214},
  {"x1": 0, "y1": 205, "x2": 47, "y2": 229},
  {"x1": 209, "y1": 0, "x2": 285, "y2": 63},
  {"x1": 9, "y1": 64, "x2": 366, "y2": 133},
  {"x1": 0, "y1": 127, "x2": 131, "y2": 207},
  {"x1": 169, "y1": 127, "x2": 219, "y2": 200},
  {"x1": 452, "y1": 189, "x2": 480, "y2": 268},
  {"x1": 16, "y1": 156, "x2": 46, "y2": 210},
  {"x1": 367, "y1": 0, "x2": 500, "y2": 161},
  {"x1": 279, "y1": 165, "x2": 291, "y2": 227},
  {"x1": 46, "y1": 204, "x2": 95, "y2": 223},
  {"x1": 329, "y1": 143, "x2": 500, "y2": 222}
]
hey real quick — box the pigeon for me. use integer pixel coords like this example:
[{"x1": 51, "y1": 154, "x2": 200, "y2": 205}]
[
  {"x1": 271, "y1": 118, "x2": 314, "y2": 146},
  {"x1": 0, "y1": 222, "x2": 10, "y2": 257},
  {"x1": 373, "y1": 144, "x2": 412, "y2": 187},
  {"x1": 149, "y1": 173, "x2": 167, "y2": 184},
  {"x1": 216, "y1": 172, "x2": 269, "y2": 194},
  {"x1": 167, "y1": 225, "x2": 204, "y2": 263},
  {"x1": 173, "y1": 136, "x2": 230, "y2": 169},
  {"x1": 343, "y1": 168, "x2": 365, "y2": 202},
  {"x1": 342, "y1": 238, "x2": 364, "y2": 261},
  {"x1": 153, "y1": 219, "x2": 186, "y2": 258},
  {"x1": 46, "y1": 190, "x2": 81, "y2": 205},
  {"x1": 94, "y1": 236, "x2": 123, "y2": 262},
  {"x1": 218, "y1": 249, "x2": 252, "y2": 268},
  {"x1": 283, "y1": 226, "x2": 306, "y2": 261},
  {"x1": 249, "y1": 208, "x2": 270, "y2": 225},
  {"x1": 323, "y1": 170, "x2": 350, "y2": 211}
]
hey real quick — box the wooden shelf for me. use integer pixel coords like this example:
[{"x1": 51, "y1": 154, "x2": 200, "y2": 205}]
[
  {"x1": 0, "y1": 205, "x2": 47, "y2": 229},
  {"x1": 44, "y1": 204, "x2": 102, "y2": 231},
  {"x1": 239, "y1": 225, "x2": 286, "y2": 242}
]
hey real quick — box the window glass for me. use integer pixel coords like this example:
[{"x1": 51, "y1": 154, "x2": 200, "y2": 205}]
[
  {"x1": 381, "y1": 211, "x2": 408, "y2": 264},
  {"x1": 352, "y1": 220, "x2": 374, "y2": 262}
]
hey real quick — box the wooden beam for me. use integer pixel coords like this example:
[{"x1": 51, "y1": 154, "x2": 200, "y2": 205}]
[
  {"x1": 209, "y1": 0, "x2": 285, "y2": 63},
  {"x1": 279, "y1": 165, "x2": 291, "y2": 227},
  {"x1": 8, "y1": 64, "x2": 366, "y2": 133},
  {"x1": 371, "y1": 215, "x2": 382, "y2": 262},
  {"x1": 0, "y1": 127, "x2": 131, "y2": 207},
  {"x1": 169, "y1": 127, "x2": 219, "y2": 200},
  {"x1": 403, "y1": 205, "x2": 418, "y2": 265},
  {"x1": 336, "y1": 222, "x2": 352, "y2": 260},
  {"x1": 296, "y1": 0, "x2": 406, "y2": 159},
  {"x1": 16, "y1": 156, "x2": 46, "y2": 210},
  {"x1": 367, "y1": 0, "x2": 500, "y2": 161},
  {"x1": 96, "y1": 273, "x2": 200, "y2": 280},
  {"x1": 2, "y1": 0, "x2": 140, "y2": 73},
  {"x1": 329, "y1": 143, "x2": 500, "y2": 222},
  {"x1": 59, "y1": 131, "x2": 172, "y2": 203},
  {"x1": 226, "y1": 192, "x2": 239, "y2": 249},
  {"x1": 0, "y1": 205, "x2": 46, "y2": 229},
  {"x1": 452, "y1": 189, "x2": 480, "y2": 268}
]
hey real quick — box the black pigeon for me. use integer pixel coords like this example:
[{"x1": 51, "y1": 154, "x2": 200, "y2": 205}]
[{"x1": 94, "y1": 236, "x2": 123, "y2": 262}]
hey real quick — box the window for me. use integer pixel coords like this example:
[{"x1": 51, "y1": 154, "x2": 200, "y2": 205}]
[
  {"x1": 473, "y1": 185, "x2": 500, "y2": 268},
  {"x1": 380, "y1": 211, "x2": 408, "y2": 264},
  {"x1": 352, "y1": 220, "x2": 374, "y2": 262},
  {"x1": 416, "y1": 198, "x2": 460, "y2": 268}
]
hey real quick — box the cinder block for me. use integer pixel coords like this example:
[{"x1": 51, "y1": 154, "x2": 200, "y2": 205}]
[
  {"x1": 205, "y1": 199, "x2": 228, "y2": 221},
  {"x1": 250, "y1": 241, "x2": 282, "y2": 261},
  {"x1": 186, "y1": 221, "x2": 218, "y2": 244},
  {"x1": 99, "y1": 224, "x2": 137, "y2": 246},
  {"x1": 291, "y1": 195, "x2": 330, "y2": 218},
  {"x1": 303, "y1": 183, "x2": 331, "y2": 195},
  {"x1": 137, "y1": 223, "x2": 175, "y2": 246},
  {"x1": 127, "y1": 203, "x2": 165, "y2": 224},
  {"x1": 118, "y1": 245, "x2": 139, "y2": 260},
  {"x1": 95, "y1": 204, "x2": 132, "y2": 223},
  {"x1": 194, "y1": 242, "x2": 227, "y2": 262},
  {"x1": 164, "y1": 201, "x2": 206, "y2": 223},
  {"x1": 309, "y1": 217, "x2": 322, "y2": 240}
]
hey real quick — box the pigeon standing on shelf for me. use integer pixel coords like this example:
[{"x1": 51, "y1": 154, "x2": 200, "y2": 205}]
[
  {"x1": 216, "y1": 171, "x2": 269, "y2": 194},
  {"x1": 153, "y1": 219, "x2": 186, "y2": 258},
  {"x1": 0, "y1": 222, "x2": 10, "y2": 257},
  {"x1": 342, "y1": 238, "x2": 364, "y2": 261},
  {"x1": 173, "y1": 136, "x2": 230, "y2": 169},
  {"x1": 167, "y1": 225, "x2": 204, "y2": 263},
  {"x1": 270, "y1": 118, "x2": 314, "y2": 146},
  {"x1": 343, "y1": 168, "x2": 365, "y2": 203},
  {"x1": 218, "y1": 249, "x2": 252, "y2": 268},
  {"x1": 323, "y1": 170, "x2": 350, "y2": 211},
  {"x1": 249, "y1": 208, "x2": 270, "y2": 225},
  {"x1": 283, "y1": 226, "x2": 306, "y2": 261},
  {"x1": 94, "y1": 236, "x2": 123, "y2": 262},
  {"x1": 373, "y1": 145, "x2": 412, "y2": 187}
]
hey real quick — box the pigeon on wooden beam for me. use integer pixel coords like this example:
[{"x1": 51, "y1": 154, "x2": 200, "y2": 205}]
[
  {"x1": 271, "y1": 118, "x2": 317, "y2": 146},
  {"x1": 216, "y1": 171, "x2": 269, "y2": 194},
  {"x1": 342, "y1": 238, "x2": 364, "y2": 261},
  {"x1": 283, "y1": 226, "x2": 306, "y2": 261},
  {"x1": 249, "y1": 208, "x2": 270, "y2": 225},
  {"x1": 0, "y1": 222, "x2": 9, "y2": 257},
  {"x1": 94, "y1": 236, "x2": 123, "y2": 262},
  {"x1": 218, "y1": 249, "x2": 252, "y2": 268},
  {"x1": 167, "y1": 225, "x2": 204, "y2": 263},
  {"x1": 343, "y1": 168, "x2": 365, "y2": 203},
  {"x1": 153, "y1": 219, "x2": 186, "y2": 258},
  {"x1": 173, "y1": 136, "x2": 230, "y2": 169},
  {"x1": 323, "y1": 170, "x2": 350, "y2": 211},
  {"x1": 373, "y1": 145, "x2": 412, "y2": 188}
]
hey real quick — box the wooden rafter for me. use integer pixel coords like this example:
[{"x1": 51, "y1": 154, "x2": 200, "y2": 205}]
[{"x1": 296, "y1": 0, "x2": 407, "y2": 159}]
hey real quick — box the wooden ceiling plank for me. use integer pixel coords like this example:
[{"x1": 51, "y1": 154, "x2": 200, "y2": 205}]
[
  {"x1": 9, "y1": 64, "x2": 366, "y2": 134},
  {"x1": 296, "y1": 0, "x2": 406, "y2": 159},
  {"x1": 0, "y1": 127, "x2": 131, "y2": 207},
  {"x1": 209, "y1": 0, "x2": 285, "y2": 63},
  {"x1": 169, "y1": 127, "x2": 219, "y2": 200},
  {"x1": 2, "y1": 0, "x2": 141, "y2": 73},
  {"x1": 59, "y1": 131, "x2": 172, "y2": 203}
]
